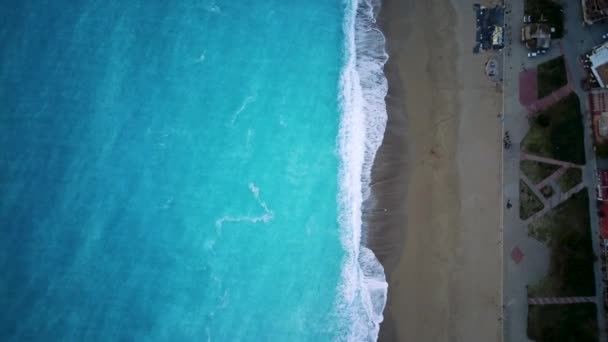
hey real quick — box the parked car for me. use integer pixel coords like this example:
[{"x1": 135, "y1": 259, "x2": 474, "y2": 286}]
[
  {"x1": 603, "y1": 33, "x2": 608, "y2": 40},
  {"x1": 528, "y1": 52, "x2": 538, "y2": 58}
]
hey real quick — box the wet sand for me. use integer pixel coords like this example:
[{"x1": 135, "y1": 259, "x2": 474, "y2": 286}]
[{"x1": 366, "y1": 0, "x2": 503, "y2": 340}]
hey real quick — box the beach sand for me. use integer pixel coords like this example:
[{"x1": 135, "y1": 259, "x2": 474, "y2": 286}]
[{"x1": 366, "y1": 0, "x2": 503, "y2": 340}]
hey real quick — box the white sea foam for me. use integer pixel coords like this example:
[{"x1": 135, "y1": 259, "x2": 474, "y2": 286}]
[
  {"x1": 214, "y1": 182, "x2": 274, "y2": 232},
  {"x1": 337, "y1": 0, "x2": 388, "y2": 340},
  {"x1": 196, "y1": 51, "x2": 206, "y2": 64},
  {"x1": 230, "y1": 95, "x2": 256, "y2": 125},
  {"x1": 206, "y1": 1, "x2": 221, "y2": 13}
]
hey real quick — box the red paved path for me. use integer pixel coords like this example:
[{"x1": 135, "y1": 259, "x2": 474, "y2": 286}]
[{"x1": 519, "y1": 50, "x2": 574, "y2": 114}]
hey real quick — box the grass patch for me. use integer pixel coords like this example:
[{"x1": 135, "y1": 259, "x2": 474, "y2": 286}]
[
  {"x1": 528, "y1": 189, "x2": 595, "y2": 297},
  {"x1": 522, "y1": 94, "x2": 586, "y2": 164},
  {"x1": 524, "y1": 0, "x2": 564, "y2": 38},
  {"x1": 521, "y1": 160, "x2": 560, "y2": 184},
  {"x1": 537, "y1": 56, "x2": 568, "y2": 98},
  {"x1": 540, "y1": 184, "x2": 554, "y2": 198},
  {"x1": 520, "y1": 180, "x2": 544, "y2": 220},
  {"x1": 558, "y1": 167, "x2": 582, "y2": 193},
  {"x1": 529, "y1": 221, "x2": 551, "y2": 243},
  {"x1": 527, "y1": 304, "x2": 598, "y2": 342}
]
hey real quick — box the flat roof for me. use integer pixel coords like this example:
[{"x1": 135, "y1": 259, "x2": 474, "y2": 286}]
[
  {"x1": 521, "y1": 23, "x2": 551, "y2": 49},
  {"x1": 590, "y1": 43, "x2": 608, "y2": 87},
  {"x1": 597, "y1": 63, "x2": 608, "y2": 87},
  {"x1": 583, "y1": 0, "x2": 608, "y2": 24}
]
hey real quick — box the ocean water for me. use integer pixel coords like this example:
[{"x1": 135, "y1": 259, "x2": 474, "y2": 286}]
[{"x1": 0, "y1": 0, "x2": 388, "y2": 341}]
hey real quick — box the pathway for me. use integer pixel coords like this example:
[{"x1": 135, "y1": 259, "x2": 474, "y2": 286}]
[
  {"x1": 523, "y1": 182, "x2": 586, "y2": 226},
  {"x1": 521, "y1": 153, "x2": 584, "y2": 168},
  {"x1": 528, "y1": 297, "x2": 597, "y2": 305},
  {"x1": 535, "y1": 166, "x2": 566, "y2": 189},
  {"x1": 519, "y1": 153, "x2": 585, "y2": 226}
]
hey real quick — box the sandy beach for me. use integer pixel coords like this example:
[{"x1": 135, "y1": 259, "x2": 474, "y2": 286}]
[{"x1": 366, "y1": 0, "x2": 503, "y2": 340}]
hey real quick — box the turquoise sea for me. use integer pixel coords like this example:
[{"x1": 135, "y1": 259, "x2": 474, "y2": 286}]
[{"x1": 0, "y1": 0, "x2": 388, "y2": 341}]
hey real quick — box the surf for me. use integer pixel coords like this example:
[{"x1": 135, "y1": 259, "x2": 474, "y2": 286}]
[{"x1": 337, "y1": 0, "x2": 389, "y2": 340}]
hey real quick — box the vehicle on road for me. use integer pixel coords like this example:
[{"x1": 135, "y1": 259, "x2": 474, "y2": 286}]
[{"x1": 528, "y1": 52, "x2": 538, "y2": 58}]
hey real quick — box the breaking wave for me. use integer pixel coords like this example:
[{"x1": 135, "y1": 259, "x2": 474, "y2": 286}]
[{"x1": 336, "y1": 0, "x2": 389, "y2": 340}]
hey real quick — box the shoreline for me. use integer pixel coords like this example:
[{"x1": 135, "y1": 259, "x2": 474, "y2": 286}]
[{"x1": 367, "y1": 0, "x2": 503, "y2": 340}]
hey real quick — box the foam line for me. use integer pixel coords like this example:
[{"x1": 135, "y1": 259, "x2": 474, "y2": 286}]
[
  {"x1": 214, "y1": 182, "x2": 274, "y2": 232},
  {"x1": 337, "y1": 0, "x2": 389, "y2": 340},
  {"x1": 230, "y1": 96, "x2": 256, "y2": 124}
]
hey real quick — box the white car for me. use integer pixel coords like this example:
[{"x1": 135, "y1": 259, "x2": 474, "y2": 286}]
[{"x1": 528, "y1": 52, "x2": 538, "y2": 58}]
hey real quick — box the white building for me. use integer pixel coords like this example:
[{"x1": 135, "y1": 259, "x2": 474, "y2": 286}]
[{"x1": 589, "y1": 42, "x2": 608, "y2": 88}]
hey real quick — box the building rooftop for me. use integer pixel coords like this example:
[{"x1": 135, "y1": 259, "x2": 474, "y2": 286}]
[
  {"x1": 520, "y1": 23, "x2": 551, "y2": 50},
  {"x1": 597, "y1": 64, "x2": 608, "y2": 87},
  {"x1": 590, "y1": 42, "x2": 608, "y2": 87},
  {"x1": 583, "y1": 0, "x2": 608, "y2": 24},
  {"x1": 492, "y1": 26, "x2": 503, "y2": 47}
]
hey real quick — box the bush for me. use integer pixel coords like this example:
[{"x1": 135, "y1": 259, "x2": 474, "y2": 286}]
[
  {"x1": 536, "y1": 114, "x2": 551, "y2": 127},
  {"x1": 528, "y1": 304, "x2": 598, "y2": 342},
  {"x1": 528, "y1": 189, "x2": 596, "y2": 297}
]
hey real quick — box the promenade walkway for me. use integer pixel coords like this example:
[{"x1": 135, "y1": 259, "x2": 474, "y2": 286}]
[{"x1": 502, "y1": 2, "x2": 552, "y2": 340}]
